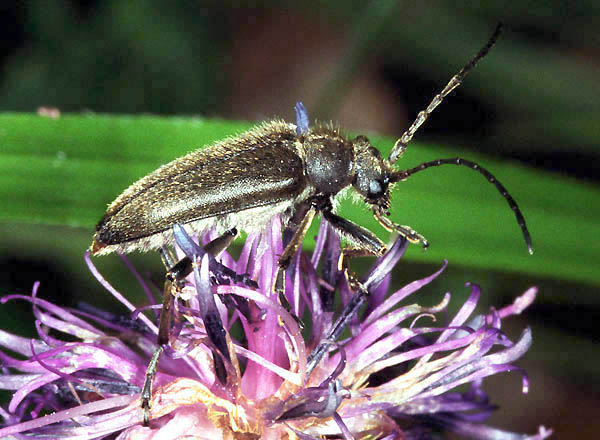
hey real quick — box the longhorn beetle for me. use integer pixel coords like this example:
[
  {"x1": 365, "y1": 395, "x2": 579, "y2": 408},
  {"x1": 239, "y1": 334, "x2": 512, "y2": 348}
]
[{"x1": 91, "y1": 24, "x2": 531, "y2": 425}]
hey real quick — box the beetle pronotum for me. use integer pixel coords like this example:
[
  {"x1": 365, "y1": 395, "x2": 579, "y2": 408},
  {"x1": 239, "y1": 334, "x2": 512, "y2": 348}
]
[{"x1": 91, "y1": 23, "x2": 531, "y2": 425}]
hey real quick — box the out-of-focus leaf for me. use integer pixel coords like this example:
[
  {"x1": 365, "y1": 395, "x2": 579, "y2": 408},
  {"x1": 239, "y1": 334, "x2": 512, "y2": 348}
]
[
  {"x1": 1, "y1": 113, "x2": 598, "y2": 286},
  {"x1": 493, "y1": 112, "x2": 600, "y2": 153}
]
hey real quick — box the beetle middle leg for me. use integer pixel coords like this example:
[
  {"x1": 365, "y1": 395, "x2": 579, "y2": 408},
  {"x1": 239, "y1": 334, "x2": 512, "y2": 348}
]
[
  {"x1": 306, "y1": 207, "x2": 387, "y2": 375},
  {"x1": 273, "y1": 201, "x2": 317, "y2": 321},
  {"x1": 141, "y1": 228, "x2": 237, "y2": 426}
]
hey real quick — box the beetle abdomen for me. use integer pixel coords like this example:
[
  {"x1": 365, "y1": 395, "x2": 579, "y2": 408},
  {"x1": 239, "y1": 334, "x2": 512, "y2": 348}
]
[{"x1": 92, "y1": 121, "x2": 307, "y2": 255}]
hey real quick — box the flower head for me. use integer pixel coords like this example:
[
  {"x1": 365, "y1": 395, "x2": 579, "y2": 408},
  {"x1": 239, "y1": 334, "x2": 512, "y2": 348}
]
[{"x1": 0, "y1": 218, "x2": 551, "y2": 439}]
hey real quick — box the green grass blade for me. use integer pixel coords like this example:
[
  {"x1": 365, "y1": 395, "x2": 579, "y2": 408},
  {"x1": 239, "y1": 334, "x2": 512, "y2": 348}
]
[{"x1": 1, "y1": 113, "x2": 598, "y2": 285}]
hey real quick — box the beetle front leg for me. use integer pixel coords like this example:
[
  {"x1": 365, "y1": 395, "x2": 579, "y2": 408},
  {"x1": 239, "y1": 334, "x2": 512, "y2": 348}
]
[
  {"x1": 322, "y1": 208, "x2": 387, "y2": 257},
  {"x1": 374, "y1": 208, "x2": 428, "y2": 250},
  {"x1": 141, "y1": 228, "x2": 237, "y2": 426}
]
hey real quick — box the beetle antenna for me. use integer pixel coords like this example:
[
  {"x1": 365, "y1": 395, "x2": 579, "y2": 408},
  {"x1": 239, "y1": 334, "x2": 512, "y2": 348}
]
[
  {"x1": 390, "y1": 157, "x2": 533, "y2": 254},
  {"x1": 388, "y1": 23, "x2": 503, "y2": 164}
]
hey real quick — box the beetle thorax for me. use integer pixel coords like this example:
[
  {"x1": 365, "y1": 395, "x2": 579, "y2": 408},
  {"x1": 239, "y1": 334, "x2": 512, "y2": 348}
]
[{"x1": 302, "y1": 129, "x2": 355, "y2": 196}]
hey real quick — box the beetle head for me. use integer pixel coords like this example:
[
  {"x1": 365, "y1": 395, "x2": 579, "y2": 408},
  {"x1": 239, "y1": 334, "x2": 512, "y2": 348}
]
[{"x1": 351, "y1": 135, "x2": 392, "y2": 211}]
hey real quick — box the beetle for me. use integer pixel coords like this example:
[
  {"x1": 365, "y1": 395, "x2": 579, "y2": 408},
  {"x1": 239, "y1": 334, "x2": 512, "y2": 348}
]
[{"x1": 91, "y1": 24, "x2": 531, "y2": 424}]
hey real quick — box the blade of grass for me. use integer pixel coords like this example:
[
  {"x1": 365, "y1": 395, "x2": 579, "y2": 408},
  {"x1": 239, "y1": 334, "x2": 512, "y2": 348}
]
[{"x1": 1, "y1": 113, "x2": 598, "y2": 285}]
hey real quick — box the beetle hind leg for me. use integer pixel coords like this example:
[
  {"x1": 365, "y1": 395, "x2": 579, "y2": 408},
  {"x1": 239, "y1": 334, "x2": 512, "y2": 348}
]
[{"x1": 141, "y1": 228, "x2": 238, "y2": 426}]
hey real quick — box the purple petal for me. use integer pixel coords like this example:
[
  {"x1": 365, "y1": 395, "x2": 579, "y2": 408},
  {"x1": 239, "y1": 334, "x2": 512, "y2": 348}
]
[
  {"x1": 119, "y1": 253, "x2": 157, "y2": 309},
  {"x1": 495, "y1": 287, "x2": 538, "y2": 319},
  {"x1": 365, "y1": 261, "x2": 447, "y2": 325},
  {"x1": 363, "y1": 236, "x2": 408, "y2": 290},
  {"x1": 173, "y1": 223, "x2": 204, "y2": 258},
  {"x1": 85, "y1": 252, "x2": 158, "y2": 334},
  {"x1": 430, "y1": 413, "x2": 552, "y2": 439},
  {"x1": 0, "y1": 395, "x2": 138, "y2": 438},
  {"x1": 311, "y1": 219, "x2": 330, "y2": 268},
  {"x1": 193, "y1": 253, "x2": 230, "y2": 361}
]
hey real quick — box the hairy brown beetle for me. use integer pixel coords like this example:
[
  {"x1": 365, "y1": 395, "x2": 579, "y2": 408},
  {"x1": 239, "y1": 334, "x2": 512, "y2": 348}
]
[{"x1": 91, "y1": 24, "x2": 531, "y2": 424}]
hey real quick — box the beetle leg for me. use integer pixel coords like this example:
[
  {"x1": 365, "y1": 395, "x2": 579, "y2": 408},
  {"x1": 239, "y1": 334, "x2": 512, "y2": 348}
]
[
  {"x1": 306, "y1": 264, "x2": 372, "y2": 375},
  {"x1": 141, "y1": 228, "x2": 237, "y2": 426},
  {"x1": 321, "y1": 208, "x2": 387, "y2": 257},
  {"x1": 306, "y1": 209, "x2": 386, "y2": 376},
  {"x1": 338, "y1": 247, "x2": 379, "y2": 272},
  {"x1": 158, "y1": 246, "x2": 177, "y2": 269},
  {"x1": 161, "y1": 228, "x2": 239, "y2": 344},
  {"x1": 160, "y1": 228, "x2": 239, "y2": 281},
  {"x1": 205, "y1": 228, "x2": 239, "y2": 255},
  {"x1": 374, "y1": 209, "x2": 429, "y2": 250},
  {"x1": 268, "y1": 201, "x2": 317, "y2": 331},
  {"x1": 307, "y1": 267, "x2": 369, "y2": 376},
  {"x1": 274, "y1": 204, "x2": 317, "y2": 297}
]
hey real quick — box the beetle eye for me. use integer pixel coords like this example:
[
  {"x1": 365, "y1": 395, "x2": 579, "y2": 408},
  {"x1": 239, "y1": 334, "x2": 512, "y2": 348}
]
[{"x1": 368, "y1": 179, "x2": 383, "y2": 198}]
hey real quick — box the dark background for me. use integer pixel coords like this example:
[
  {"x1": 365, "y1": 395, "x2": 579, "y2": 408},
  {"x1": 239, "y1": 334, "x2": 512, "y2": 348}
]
[{"x1": 1, "y1": 1, "x2": 599, "y2": 438}]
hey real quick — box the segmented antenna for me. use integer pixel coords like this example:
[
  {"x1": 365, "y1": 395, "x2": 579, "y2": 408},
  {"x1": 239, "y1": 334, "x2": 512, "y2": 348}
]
[
  {"x1": 388, "y1": 23, "x2": 503, "y2": 164},
  {"x1": 391, "y1": 158, "x2": 533, "y2": 254}
]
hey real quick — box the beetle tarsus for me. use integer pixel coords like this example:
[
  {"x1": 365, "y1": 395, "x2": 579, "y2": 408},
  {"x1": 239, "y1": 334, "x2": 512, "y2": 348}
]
[
  {"x1": 141, "y1": 345, "x2": 163, "y2": 426},
  {"x1": 374, "y1": 209, "x2": 428, "y2": 249}
]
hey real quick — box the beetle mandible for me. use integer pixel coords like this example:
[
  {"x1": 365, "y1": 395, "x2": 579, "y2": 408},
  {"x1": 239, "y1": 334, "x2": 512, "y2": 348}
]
[{"x1": 90, "y1": 23, "x2": 531, "y2": 424}]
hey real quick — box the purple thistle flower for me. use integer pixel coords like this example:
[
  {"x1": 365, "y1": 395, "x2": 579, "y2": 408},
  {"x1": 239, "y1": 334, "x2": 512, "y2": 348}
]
[{"x1": 0, "y1": 217, "x2": 551, "y2": 439}]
